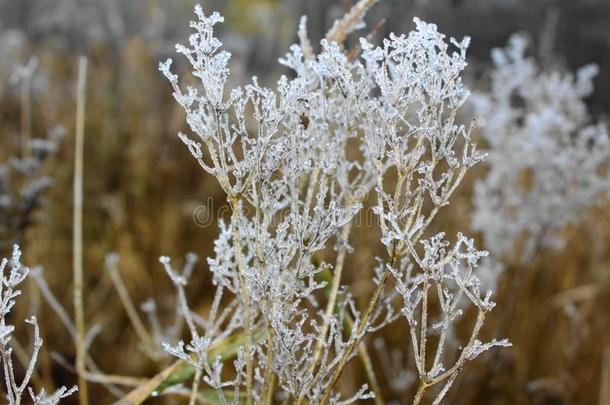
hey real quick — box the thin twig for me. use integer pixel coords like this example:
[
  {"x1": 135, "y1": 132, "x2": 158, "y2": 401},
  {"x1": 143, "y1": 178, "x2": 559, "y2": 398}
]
[
  {"x1": 8, "y1": 339, "x2": 45, "y2": 391},
  {"x1": 31, "y1": 267, "x2": 76, "y2": 336},
  {"x1": 51, "y1": 355, "x2": 145, "y2": 388}
]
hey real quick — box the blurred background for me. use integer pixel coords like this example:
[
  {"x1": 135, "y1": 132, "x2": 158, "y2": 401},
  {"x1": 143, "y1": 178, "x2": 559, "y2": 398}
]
[{"x1": 0, "y1": 0, "x2": 609, "y2": 403}]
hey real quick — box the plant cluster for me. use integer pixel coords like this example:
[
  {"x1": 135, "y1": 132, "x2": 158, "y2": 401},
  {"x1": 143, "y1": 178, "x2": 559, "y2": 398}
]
[
  {"x1": 471, "y1": 34, "x2": 610, "y2": 262},
  {"x1": 157, "y1": 5, "x2": 509, "y2": 404}
]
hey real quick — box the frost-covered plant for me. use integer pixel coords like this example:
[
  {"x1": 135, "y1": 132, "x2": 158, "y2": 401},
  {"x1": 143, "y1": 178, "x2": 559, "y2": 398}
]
[
  {"x1": 0, "y1": 127, "x2": 64, "y2": 249},
  {"x1": 392, "y1": 233, "x2": 510, "y2": 403},
  {"x1": 471, "y1": 34, "x2": 610, "y2": 262},
  {"x1": 158, "y1": 4, "x2": 508, "y2": 404},
  {"x1": 0, "y1": 245, "x2": 77, "y2": 404}
]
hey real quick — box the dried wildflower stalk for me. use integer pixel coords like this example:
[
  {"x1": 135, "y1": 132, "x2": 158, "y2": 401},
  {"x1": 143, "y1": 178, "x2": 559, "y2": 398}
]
[
  {"x1": 0, "y1": 245, "x2": 77, "y2": 404},
  {"x1": 157, "y1": 5, "x2": 509, "y2": 404}
]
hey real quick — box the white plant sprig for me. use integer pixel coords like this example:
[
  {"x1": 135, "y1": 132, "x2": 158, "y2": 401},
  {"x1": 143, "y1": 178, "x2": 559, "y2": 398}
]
[{"x1": 0, "y1": 245, "x2": 77, "y2": 405}]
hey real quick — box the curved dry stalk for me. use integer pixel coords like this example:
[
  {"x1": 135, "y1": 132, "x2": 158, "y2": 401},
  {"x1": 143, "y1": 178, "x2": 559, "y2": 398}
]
[{"x1": 105, "y1": 256, "x2": 158, "y2": 359}]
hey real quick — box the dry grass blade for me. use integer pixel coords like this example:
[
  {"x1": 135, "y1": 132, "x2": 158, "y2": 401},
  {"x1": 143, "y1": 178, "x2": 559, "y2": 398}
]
[
  {"x1": 73, "y1": 55, "x2": 89, "y2": 405},
  {"x1": 112, "y1": 360, "x2": 182, "y2": 405}
]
